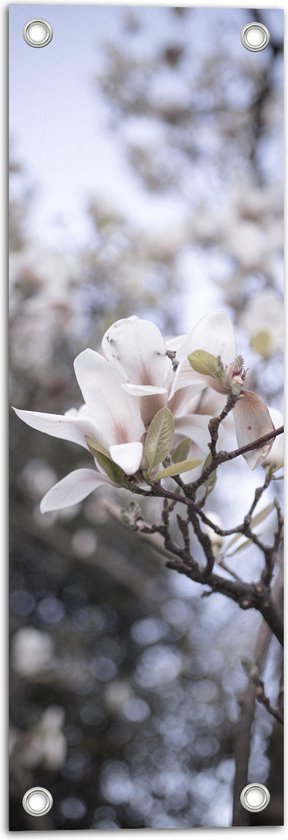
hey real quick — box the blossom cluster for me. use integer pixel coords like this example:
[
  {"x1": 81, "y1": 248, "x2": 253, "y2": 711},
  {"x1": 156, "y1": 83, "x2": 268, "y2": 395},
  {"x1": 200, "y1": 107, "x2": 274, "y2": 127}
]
[{"x1": 14, "y1": 312, "x2": 278, "y2": 513}]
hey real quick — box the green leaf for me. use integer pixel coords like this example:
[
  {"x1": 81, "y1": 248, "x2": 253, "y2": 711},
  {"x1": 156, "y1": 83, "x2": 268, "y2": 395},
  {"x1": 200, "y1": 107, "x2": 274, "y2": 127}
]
[
  {"x1": 271, "y1": 463, "x2": 284, "y2": 473},
  {"x1": 250, "y1": 502, "x2": 275, "y2": 528},
  {"x1": 154, "y1": 459, "x2": 202, "y2": 480},
  {"x1": 241, "y1": 657, "x2": 254, "y2": 676},
  {"x1": 86, "y1": 436, "x2": 109, "y2": 458},
  {"x1": 172, "y1": 438, "x2": 191, "y2": 463},
  {"x1": 226, "y1": 502, "x2": 275, "y2": 550},
  {"x1": 226, "y1": 538, "x2": 252, "y2": 558},
  {"x1": 188, "y1": 349, "x2": 222, "y2": 379},
  {"x1": 95, "y1": 451, "x2": 126, "y2": 486},
  {"x1": 271, "y1": 464, "x2": 284, "y2": 480},
  {"x1": 144, "y1": 407, "x2": 175, "y2": 469}
]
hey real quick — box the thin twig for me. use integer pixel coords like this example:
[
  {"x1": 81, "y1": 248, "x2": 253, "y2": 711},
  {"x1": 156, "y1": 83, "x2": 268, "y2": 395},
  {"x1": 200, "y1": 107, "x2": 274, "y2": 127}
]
[
  {"x1": 188, "y1": 504, "x2": 215, "y2": 577},
  {"x1": 245, "y1": 470, "x2": 272, "y2": 520},
  {"x1": 217, "y1": 557, "x2": 243, "y2": 582},
  {"x1": 208, "y1": 393, "x2": 237, "y2": 457},
  {"x1": 176, "y1": 513, "x2": 191, "y2": 555},
  {"x1": 220, "y1": 425, "x2": 284, "y2": 464},
  {"x1": 255, "y1": 680, "x2": 284, "y2": 725},
  {"x1": 191, "y1": 425, "x2": 284, "y2": 492}
]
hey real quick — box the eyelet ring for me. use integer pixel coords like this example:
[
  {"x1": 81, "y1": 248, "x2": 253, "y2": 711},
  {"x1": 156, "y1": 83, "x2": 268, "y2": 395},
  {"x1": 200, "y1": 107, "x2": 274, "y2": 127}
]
[
  {"x1": 23, "y1": 19, "x2": 53, "y2": 48},
  {"x1": 240, "y1": 783, "x2": 270, "y2": 812},
  {"x1": 241, "y1": 23, "x2": 270, "y2": 52},
  {"x1": 22, "y1": 787, "x2": 53, "y2": 816}
]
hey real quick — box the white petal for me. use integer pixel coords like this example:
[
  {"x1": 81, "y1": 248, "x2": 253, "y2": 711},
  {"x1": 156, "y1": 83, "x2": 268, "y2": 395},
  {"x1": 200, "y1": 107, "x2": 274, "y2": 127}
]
[
  {"x1": 122, "y1": 383, "x2": 167, "y2": 396},
  {"x1": 13, "y1": 407, "x2": 106, "y2": 451},
  {"x1": 178, "y1": 312, "x2": 237, "y2": 366},
  {"x1": 233, "y1": 391, "x2": 275, "y2": 469},
  {"x1": 175, "y1": 414, "x2": 212, "y2": 453},
  {"x1": 264, "y1": 408, "x2": 284, "y2": 467},
  {"x1": 168, "y1": 384, "x2": 201, "y2": 418},
  {"x1": 40, "y1": 469, "x2": 112, "y2": 513},
  {"x1": 74, "y1": 349, "x2": 144, "y2": 444},
  {"x1": 102, "y1": 316, "x2": 169, "y2": 386},
  {"x1": 165, "y1": 334, "x2": 187, "y2": 352},
  {"x1": 169, "y1": 358, "x2": 207, "y2": 399},
  {"x1": 110, "y1": 442, "x2": 143, "y2": 475}
]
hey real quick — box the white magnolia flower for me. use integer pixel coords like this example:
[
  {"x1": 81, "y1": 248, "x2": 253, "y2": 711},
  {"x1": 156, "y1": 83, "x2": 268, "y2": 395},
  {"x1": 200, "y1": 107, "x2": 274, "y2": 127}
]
[
  {"x1": 170, "y1": 312, "x2": 275, "y2": 469},
  {"x1": 14, "y1": 349, "x2": 145, "y2": 511},
  {"x1": 240, "y1": 290, "x2": 284, "y2": 359},
  {"x1": 14, "y1": 313, "x2": 277, "y2": 514},
  {"x1": 102, "y1": 315, "x2": 170, "y2": 426},
  {"x1": 102, "y1": 315, "x2": 213, "y2": 452}
]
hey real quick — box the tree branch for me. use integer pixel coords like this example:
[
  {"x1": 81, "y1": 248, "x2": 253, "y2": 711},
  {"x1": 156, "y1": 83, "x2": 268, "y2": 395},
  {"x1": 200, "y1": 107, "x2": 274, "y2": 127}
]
[
  {"x1": 208, "y1": 393, "x2": 237, "y2": 457},
  {"x1": 191, "y1": 425, "x2": 283, "y2": 492},
  {"x1": 255, "y1": 680, "x2": 283, "y2": 725},
  {"x1": 232, "y1": 578, "x2": 283, "y2": 825},
  {"x1": 218, "y1": 425, "x2": 284, "y2": 465}
]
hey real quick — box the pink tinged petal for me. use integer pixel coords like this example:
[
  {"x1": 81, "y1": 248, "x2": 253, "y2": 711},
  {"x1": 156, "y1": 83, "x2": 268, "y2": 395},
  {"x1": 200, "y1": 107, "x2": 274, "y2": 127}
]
[
  {"x1": 122, "y1": 383, "x2": 167, "y2": 397},
  {"x1": 175, "y1": 414, "x2": 225, "y2": 457},
  {"x1": 165, "y1": 334, "x2": 187, "y2": 352},
  {"x1": 40, "y1": 469, "x2": 113, "y2": 513},
  {"x1": 102, "y1": 316, "x2": 170, "y2": 387},
  {"x1": 175, "y1": 414, "x2": 227, "y2": 457},
  {"x1": 121, "y1": 384, "x2": 168, "y2": 427},
  {"x1": 178, "y1": 311, "x2": 237, "y2": 366},
  {"x1": 169, "y1": 358, "x2": 207, "y2": 399},
  {"x1": 169, "y1": 378, "x2": 208, "y2": 416},
  {"x1": 264, "y1": 408, "x2": 284, "y2": 467},
  {"x1": 109, "y1": 442, "x2": 143, "y2": 475},
  {"x1": 74, "y1": 349, "x2": 144, "y2": 444},
  {"x1": 175, "y1": 414, "x2": 213, "y2": 453},
  {"x1": 233, "y1": 390, "x2": 275, "y2": 469},
  {"x1": 13, "y1": 407, "x2": 107, "y2": 451},
  {"x1": 163, "y1": 335, "x2": 188, "y2": 394}
]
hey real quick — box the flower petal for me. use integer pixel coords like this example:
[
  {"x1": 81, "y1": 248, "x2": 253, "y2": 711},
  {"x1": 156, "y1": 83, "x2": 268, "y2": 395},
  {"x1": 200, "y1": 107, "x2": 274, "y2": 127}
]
[
  {"x1": 175, "y1": 414, "x2": 211, "y2": 453},
  {"x1": 233, "y1": 391, "x2": 275, "y2": 469},
  {"x1": 264, "y1": 408, "x2": 284, "y2": 467},
  {"x1": 169, "y1": 358, "x2": 207, "y2": 399},
  {"x1": 110, "y1": 442, "x2": 143, "y2": 475},
  {"x1": 102, "y1": 316, "x2": 170, "y2": 386},
  {"x1": 178, "y1": 312, "x2": 237, "y2": 366},
  {"x1": 13, "y1": 407, "x2": 106, "y2": 450},
  {"x1": 122, "y1": 383, "x2": 167, "y2": 396},
  {"x1": 74, "y1": 349, "x2": 145, "y2": 444},
  {"x1": 40, "y1": 469, "x2": 113, "y2": 513},
  {"x1": 165, "y1": 334, "x2": 187, "y2": 352}
]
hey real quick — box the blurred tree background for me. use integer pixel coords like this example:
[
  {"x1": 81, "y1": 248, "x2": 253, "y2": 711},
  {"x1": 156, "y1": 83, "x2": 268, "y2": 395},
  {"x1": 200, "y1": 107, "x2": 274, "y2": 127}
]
[{"x1": 9, "y1": 7, "x2": 283, "y2": 829}]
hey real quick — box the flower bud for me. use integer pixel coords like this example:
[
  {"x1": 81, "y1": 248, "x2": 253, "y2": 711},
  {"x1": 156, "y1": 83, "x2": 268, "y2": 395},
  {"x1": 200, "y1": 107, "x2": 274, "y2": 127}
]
[{"x1": 204, "y1": 511, "x2": 224, "y2": 556}]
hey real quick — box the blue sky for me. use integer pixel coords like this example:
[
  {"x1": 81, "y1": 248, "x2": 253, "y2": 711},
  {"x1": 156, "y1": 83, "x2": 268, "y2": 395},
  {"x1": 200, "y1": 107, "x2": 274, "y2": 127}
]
[
  {"x1": 10, "y1": 4, "x2": 128, "y2": 244},
  {"x1": 10, "y1": 4, "x2": 200, "y2": 246},
  {"x1": 9, "y1": 5, "x2": 283, "y2": 250}
]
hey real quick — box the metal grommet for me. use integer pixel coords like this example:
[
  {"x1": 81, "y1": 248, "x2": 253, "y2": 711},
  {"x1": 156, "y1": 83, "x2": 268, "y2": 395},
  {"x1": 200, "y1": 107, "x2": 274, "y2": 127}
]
[
  {"x1": 23, "y1": 19, "x2": 53, "y2": 48},
  {"x1": 240, "y1": 783, "x2": 270, "y2": 813},
  {"x1": 22, "y1": 787, "x2": 53, "y2": 816},
  {"x1": 241, "y1": 22, "x2": 270, "y2": 52}
]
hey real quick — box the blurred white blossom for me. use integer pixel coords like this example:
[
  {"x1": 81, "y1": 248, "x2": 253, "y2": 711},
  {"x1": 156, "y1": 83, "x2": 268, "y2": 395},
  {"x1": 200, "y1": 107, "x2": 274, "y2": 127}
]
[
  {"x1": 240, "y1": 290, "x2": 284, "y2": 358},
  {"x1": 12, "y1": 627, "x2": 54, "y2": 675}
]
